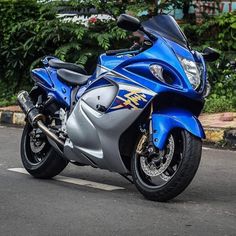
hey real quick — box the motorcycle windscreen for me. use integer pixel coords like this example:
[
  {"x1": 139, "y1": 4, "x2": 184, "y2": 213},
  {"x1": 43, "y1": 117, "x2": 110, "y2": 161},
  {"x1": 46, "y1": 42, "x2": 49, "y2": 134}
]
[{"x1": 142, "y1": 14, "x2": 188, "y2": 48}]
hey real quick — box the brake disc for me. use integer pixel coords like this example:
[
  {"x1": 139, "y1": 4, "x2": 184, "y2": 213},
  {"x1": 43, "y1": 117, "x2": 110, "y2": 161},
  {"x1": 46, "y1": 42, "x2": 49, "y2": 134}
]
[
  {"x1": 140, "y1": 135, "x2": 175, "y2": 177},
  {"x1": 30, "y1": 129, "x2": 46, "y2": 154}
]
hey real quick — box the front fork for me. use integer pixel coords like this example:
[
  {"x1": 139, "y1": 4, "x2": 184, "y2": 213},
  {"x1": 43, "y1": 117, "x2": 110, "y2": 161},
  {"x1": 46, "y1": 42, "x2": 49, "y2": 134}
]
[
  {"x1": 148, "y1": 102, "x2": 156, "y2": 152},
  {"x1": 149, "y1": 102, "x2": 153, "y2": 141},
  {"x1": 136, "y1": 102, "x2": 155, "y2": 155}
]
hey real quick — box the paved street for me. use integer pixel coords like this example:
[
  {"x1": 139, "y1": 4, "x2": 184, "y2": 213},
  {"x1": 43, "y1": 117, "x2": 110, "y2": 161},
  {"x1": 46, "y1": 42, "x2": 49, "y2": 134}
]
[{"x1": 0, "y1": 126, "x2": 236, "y2": 236}]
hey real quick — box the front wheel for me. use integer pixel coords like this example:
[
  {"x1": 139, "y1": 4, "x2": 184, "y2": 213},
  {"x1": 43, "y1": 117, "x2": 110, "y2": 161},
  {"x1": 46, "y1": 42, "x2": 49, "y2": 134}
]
[
  {"x1": 21, "y1": 123, "x2": 68, "y2": 179},
  {"x1": 131, "y1": 129, "x2": 202, "y2": 202}
]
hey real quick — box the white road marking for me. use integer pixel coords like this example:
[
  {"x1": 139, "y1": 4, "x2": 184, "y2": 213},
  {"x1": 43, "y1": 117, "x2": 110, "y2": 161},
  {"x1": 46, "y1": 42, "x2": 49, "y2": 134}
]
[
  {"x1": 54, "y1": 176, "x2": 125, "y2": 191},
  {"x1": 0, "y1": 125, "x2": 21, "y2": 130},
  {"x1": 203, "y1": 147, "x2": 236, "y2": 153},
  {"x1": 8, "y1": 168, "x2": 28, "y2": 174},
  {"x1": 8, "y1": 168, "x2": 125, "y2": 191}
]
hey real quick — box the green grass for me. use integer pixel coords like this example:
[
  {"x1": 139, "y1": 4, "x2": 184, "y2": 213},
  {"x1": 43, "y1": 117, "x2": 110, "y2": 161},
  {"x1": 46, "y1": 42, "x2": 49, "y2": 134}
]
[
  {"x1": 0, "y1": 95, "x2": 17, "y2": 107},
  {"x1": 204, "y1": 96, "x2": 236, "y2": 113}
]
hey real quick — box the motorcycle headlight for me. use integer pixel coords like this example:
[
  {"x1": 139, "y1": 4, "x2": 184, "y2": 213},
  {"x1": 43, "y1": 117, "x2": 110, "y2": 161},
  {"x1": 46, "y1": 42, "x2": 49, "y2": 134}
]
[{"x1": 178, "y1": 57, "x2": 202, "y2": 90}]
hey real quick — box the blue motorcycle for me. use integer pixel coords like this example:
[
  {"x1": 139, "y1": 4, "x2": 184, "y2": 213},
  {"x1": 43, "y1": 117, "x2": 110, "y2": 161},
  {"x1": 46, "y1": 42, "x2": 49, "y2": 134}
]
[{"x1": 17, "y1": 14, "x2": 219, "y2": 201}]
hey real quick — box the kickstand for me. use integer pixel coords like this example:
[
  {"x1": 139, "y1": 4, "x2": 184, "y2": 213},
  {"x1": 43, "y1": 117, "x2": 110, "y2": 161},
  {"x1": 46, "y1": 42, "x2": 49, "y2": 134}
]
[{"x1": 120, "y1": 174, "x2": 134, "y2": 184}]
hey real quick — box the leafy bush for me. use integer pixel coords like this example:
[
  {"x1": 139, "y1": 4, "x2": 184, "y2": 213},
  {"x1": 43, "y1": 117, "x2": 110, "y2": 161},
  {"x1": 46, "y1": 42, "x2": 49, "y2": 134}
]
[
  {"x1": 182, "y1": 12, "x2": 236, "y2": 113},
  {"x1": 0, "y1": 95, "x2": 17, "y2": 107},
  {"x1": 182, "y1": 12, "x2": 236, "y2": 50},
  {"x1": 204, "y1": 95, "x2": 236, "y2": 113},
  {"x1": 0, "y1": 0, "x2": 138, "y2": 98}
]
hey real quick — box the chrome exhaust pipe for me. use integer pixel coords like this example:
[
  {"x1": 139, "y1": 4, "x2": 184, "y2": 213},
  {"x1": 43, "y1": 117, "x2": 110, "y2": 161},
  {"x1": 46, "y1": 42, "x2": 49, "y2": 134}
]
[
  {"x1": 37, "y1": 120, "x2": 64, "y2": 147},
  {"x1": 17, "y1": 91, "x2": 64, "y2": 147}
]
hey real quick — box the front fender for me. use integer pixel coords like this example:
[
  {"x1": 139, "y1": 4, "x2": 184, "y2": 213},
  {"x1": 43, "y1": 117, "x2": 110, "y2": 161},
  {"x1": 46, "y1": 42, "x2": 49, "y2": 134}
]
[{"x1": 152, "y1": 108, "x2": 205, "y2": 150}]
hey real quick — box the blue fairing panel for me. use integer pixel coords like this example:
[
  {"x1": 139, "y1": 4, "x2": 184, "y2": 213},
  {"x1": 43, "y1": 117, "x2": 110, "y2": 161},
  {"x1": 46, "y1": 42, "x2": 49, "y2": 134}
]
[
  {"x1": 31, "y1": 68, "x2": 53, "y2": 88},
  {"x1": 152, "y1": 108, "x2": 205, "y2": 150},
  {"x1": 99, "y1": 54, "x2": 131, "y2": 70},
  {"x1": 32, "y1": 68, "x2": 72, "y2": 108}
]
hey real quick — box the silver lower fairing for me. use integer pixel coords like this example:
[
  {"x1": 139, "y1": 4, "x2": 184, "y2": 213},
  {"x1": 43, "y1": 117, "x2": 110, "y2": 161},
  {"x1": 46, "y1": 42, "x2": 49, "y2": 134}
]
[{"x1": 64, "y1": 99, "x2": 143, "y2": 173}]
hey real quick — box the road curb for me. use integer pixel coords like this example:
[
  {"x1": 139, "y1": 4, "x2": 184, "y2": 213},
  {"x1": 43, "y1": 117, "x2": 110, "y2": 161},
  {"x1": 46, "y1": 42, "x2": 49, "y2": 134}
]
[
  {"x1": 200, "y1": 127, "x2": 236, "y2": 149},
  {"x1": 0, "y1": 110, "x2": 235, "y2": 148},
  {"x1": 0, "y1": 110, "x2": 25, "y2": 126}
]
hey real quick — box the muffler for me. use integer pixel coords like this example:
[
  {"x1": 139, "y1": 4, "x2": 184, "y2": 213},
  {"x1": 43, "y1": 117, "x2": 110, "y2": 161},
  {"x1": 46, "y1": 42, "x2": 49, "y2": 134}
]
[
  {"x1": 17, "y1": 91, "x2": 64, "y2": 147},
  {"x1": 17, "y1": 91, "x2": 45, "y2": 126}
]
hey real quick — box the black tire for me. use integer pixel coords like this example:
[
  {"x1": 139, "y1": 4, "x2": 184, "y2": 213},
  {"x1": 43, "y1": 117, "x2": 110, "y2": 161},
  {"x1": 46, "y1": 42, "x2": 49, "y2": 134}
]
[
  {"x1": 21, "y1": 123, "x2": 68, "y2": 179},
  {"x1": 131, "y1": 130, "x2": 202, "y2": 202}
]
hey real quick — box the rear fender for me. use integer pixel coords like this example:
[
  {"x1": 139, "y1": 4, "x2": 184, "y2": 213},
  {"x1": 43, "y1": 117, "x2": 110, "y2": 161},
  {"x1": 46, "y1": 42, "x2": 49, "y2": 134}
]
[
  {"x1": 31, "y1": 68, "x2": 71, "y2": 108},
  {"x1": 31, "y1": 68, "x2": 53, "y2": 89},
  {"x1": 152, "y1": 108, "x2": 205, "y2": 150}
]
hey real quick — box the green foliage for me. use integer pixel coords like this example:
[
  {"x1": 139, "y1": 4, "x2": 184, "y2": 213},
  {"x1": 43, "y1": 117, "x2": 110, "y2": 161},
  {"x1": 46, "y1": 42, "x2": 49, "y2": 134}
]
[
  {"x1": 204, "y1": 69, "x2": 236, "y2": 113},
  {"x1": 0, "y1": 0, "x2": 134, "y2": 97},
  {"x1": 182, "y1": 12, "x2": 236, "y2": 113},
  {"x1": 0, "y1": 0, "x2": 159, "y2": 97},
  {"x1": 182, "y1": 12, "x2": 236, "y2": 50},
  {"x1": 0, "y1": 95, "x2": 17, "y2": 107},
  {"x1": 204, "y1": 96, "x2": 236, "y2": 113}
]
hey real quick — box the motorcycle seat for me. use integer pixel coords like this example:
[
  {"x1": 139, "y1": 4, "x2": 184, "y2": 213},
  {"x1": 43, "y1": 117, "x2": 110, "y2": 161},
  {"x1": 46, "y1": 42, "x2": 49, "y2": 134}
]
[
  {"x1": 49, "y1": 59, "x2": 88, "y2": 75},
  {"x1": 57, "y1": 69, "x2": 90, "y2": 86}
]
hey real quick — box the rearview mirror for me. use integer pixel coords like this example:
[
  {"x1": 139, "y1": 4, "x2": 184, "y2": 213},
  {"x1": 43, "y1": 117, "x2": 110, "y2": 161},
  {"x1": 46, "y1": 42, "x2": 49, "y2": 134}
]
[
  {"x1": 202, "y1": 47, "x2": 220, "y2": 62},
  {"x1": 117, "y1": 14, "x2": 141, "y2": 32}
]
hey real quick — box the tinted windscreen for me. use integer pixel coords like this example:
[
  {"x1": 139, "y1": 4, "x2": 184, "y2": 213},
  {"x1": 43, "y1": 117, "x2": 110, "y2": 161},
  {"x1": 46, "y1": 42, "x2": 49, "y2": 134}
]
[{"x1": 142, "y1": 14, "x2": 188, "y2": 47}]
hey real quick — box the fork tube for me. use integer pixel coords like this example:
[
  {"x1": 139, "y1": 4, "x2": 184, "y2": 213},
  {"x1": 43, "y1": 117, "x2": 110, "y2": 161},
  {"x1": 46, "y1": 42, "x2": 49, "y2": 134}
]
[{"x1": 149, "y1": 102, "x2": 154, "y2": 143}]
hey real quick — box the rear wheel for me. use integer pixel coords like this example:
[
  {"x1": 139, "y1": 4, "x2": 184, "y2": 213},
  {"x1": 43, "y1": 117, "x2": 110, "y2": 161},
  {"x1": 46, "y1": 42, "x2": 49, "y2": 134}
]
[
  {"x1": 21, "y1": 123, "x2": 68, "y2": 179},
  {"x1": 131, "y1": 129, "x2": 202, "y2": 202}
]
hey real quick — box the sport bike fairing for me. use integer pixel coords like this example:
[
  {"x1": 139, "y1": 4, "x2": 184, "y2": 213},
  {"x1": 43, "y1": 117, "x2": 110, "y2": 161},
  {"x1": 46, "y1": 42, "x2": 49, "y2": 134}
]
[{"x1": 65, "y1": 16, "x2": 206, "y2": 174}]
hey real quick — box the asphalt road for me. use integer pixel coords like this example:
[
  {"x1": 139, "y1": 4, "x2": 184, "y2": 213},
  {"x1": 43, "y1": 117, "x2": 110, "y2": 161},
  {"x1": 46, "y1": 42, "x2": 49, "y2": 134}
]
[{"x1": 0, "y1": 126, "x2": 236, "y2": 236}]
